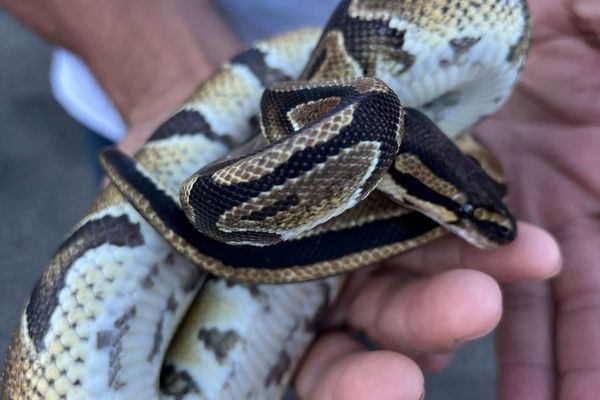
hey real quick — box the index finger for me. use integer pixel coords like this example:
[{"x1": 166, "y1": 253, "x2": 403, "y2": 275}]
[{"x1": 384, "y1": 221, "x2": 561, "y2": 282}]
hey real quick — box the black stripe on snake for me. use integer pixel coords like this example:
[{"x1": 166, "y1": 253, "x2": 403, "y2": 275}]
[{"x1": 2, "y1": 0, "x2": 531, "y2": 398}]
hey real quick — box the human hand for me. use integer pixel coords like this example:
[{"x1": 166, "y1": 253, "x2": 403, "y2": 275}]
[
  {"x1": 294, "y1": 223, "x2": 561, "y2": 399},
  {"x1": 475, "y1": 0, "x2": 600, "y2": 398},
  {"x1": 294, "y1": 0, "x2": 600, "y2": 397}
]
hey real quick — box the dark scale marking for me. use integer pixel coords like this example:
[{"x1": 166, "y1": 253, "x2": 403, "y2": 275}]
[
  {"x1": 248, "y1": 284, "x2": 266, "y2": 300},
  {"x1": 107, "y1": 306, "x2": 137, "y2": 390},
  {"x1": 140, "y1": 275, "x2": 154, "y2": 289},
  {"x1": 114, "y1": 307, "x2": 136, "y2": 329},
  {"x1": 303, "y1": 0, "x2": 413, "y2": 79},
  {"x1": 148, "y1": 295, "x2": 179, "y2": 361},
  {"x1": 232, "y1": 48, "x2": 291, "y2": 87},
  {"x1": 167, "y1": 295, "x2": 178, "y2": 313},
  {"x1": 197, "y1": 328, "x2": 241, "y2": 363},
  {"x1": 26, "y1": 215, "x2": 144, "y2": 351},
  {"x1": 102, "y1": 149, "x2": 441, "y2": 271},
  {"x1": 139, "y1": 263, "x2": 159, "y2": 289},
  {"x1": 241, "y1": 194, "x2": 300, "y2": 222},
  {"x1": 96, "y1": 331, "x2": 114, "y2": 349},
  {"x1": 304, "y1": 282, "x2": 331, "y2": 332},
  {"x1": 179, "y1": 265, "x2": 204, "y2": 293},
  {"x1": 247, "y1": 114, "x2": 262, "y2": 138},
  {"x1": 224, "y1": 279, "x2": 240, "y2": 289},
  {"x1": 148, "y1": 110, "x2": 236, "y2": 149},
  {"x1": 160, "y1": 364, "x2": 203, "y2": 398},
  {"x1": 260, "y1": 84, "x2": 344, "y2": 138},
  {"x1": 224, "y1": 280, "x2": 268, "y2": 302},
  {"x1": 507, "y1": 10, "x2": 532, "y2": 67},
  {"x1": 108, "y1": 346, "x2": 124, "y2": 389},
  {"x1": 342, "y1": 17, "x2": 413, "y2": 76},
  {"x1": 265, "y1": 350, "x2": 291, "y2": 387},
  {"x1": 439, "y1": 59, "x2": 451, "y2": 68},
  {"x1": 148, "y1": 313, "x2": 165, "y2": 361},
  {"x1": 449, "y1": 37, "x2": 481, "y2": 58}
]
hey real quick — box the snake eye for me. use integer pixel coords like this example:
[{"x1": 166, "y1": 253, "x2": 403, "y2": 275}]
[{"x1": 459, "y1": 202, "x2": 474, "y2": 216}]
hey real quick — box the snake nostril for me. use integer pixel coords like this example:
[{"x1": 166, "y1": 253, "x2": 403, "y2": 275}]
[{"x1": 499, "y1": 225, "x2": 512, "y2": 236}]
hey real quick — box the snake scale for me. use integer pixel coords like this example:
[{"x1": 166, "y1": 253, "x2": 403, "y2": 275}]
[{"x1": 2, "y1": 0, "x2": 530, "y2": 398}]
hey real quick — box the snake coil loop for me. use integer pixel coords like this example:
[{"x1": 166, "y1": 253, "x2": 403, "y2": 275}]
[{"x1": 2, "y1": 1, "x2": 530, "y2": 398}]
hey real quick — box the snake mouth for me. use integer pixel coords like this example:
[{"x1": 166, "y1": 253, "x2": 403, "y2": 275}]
[{"x1": 450, "y1": 205, "x2": 517, "y2": 249}]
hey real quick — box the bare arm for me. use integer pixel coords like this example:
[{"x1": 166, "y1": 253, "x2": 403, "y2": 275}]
[{"x1": 1, "y1": 0, "x2": 242, "y2": 152}]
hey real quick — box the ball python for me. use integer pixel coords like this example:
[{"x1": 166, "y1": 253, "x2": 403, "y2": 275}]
[{"x1": 1, "y1": 0, "x2": 531, "y2": 399}]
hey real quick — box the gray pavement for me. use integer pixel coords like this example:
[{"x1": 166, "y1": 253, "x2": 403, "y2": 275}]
[
  {"x1": 0, "y1": 9, "x2": 96, "y2": 353},
  {"x1": 0, "y1": 9, "x2": 495, "y2": 399}
]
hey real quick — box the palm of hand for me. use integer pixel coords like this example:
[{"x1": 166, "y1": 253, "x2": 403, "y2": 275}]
[
  {"x1": 291, "y1": 2, "x2": 599, "y2": 398},
  {"x1": 477, "y1": 0, "x2": 600, "y2": 397}
]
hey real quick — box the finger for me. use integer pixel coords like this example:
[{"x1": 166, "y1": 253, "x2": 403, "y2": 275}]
[
  {"x1": 118, "y1": 111, "x2": 178, "y2": 155},
  {"x1": 496, "y1": 281, "x2": 554, "y2": 400},
  {"x1": 414, "y1": 353, "x2": 452, "y2": 373},
  {"x1": 296, "y1": 332, "x2": 424, "y2": 400},
  {"x1": 385, "y1": 222, "x2": 561, "y2": 282},
  {"x1": 554, "y1": 227, "x2": 600, "y2": 398},
  {"x1": 348, "y1": 269, "x2": 502, "y2": 354},
  {"x1": 572, "y1": 0, "x2": 600, "y2": 47},
  {"x1": 118, "y1": 121, "x2": 159, "y2": 155}
]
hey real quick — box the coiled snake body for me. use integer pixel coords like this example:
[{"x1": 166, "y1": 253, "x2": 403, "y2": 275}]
[{"x1": 2, "y1": 0, "x2": 530, "y2": 398}]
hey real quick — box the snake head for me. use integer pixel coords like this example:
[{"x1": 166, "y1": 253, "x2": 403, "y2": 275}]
[
  {"x1": 379, "y1": 108, "x2": 517, "y2": 249},
  {"x1": 449, "y1": 185, "x2": 517, "y2": 249},
  {"x1": 381, "y1": 159, "x2": 517, "y2": 249}
]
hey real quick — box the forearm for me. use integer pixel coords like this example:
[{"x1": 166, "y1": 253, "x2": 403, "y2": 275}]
[{"x1": 2, "y1": 0, "x2": 242, "y2": 132}]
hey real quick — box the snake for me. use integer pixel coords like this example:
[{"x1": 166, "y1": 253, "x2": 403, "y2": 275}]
[{"x1": 1, "y1": 0, "x2": 530, "y2": 398}]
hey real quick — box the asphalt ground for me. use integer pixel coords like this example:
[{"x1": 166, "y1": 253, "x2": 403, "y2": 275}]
[{"x1": 0, "y1": 9, "x2": 496, "y2": 399}]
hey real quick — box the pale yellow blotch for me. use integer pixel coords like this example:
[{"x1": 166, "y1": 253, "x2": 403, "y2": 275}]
[
  {"x1": 378, "y1": 173, "x2": 458, "y2": 224},
  {"x1": 394, "y1": 153, "x2": 466, "y2": 204},
  {"x1": 255, "y1": 27, "x2": 321, "y2": 78},
  {"x1": 303, "y1": 30, "x2": 363, "y2": 80},
  {"x1": 287, "y1": 96, "x2": 342, "y2": 131}
]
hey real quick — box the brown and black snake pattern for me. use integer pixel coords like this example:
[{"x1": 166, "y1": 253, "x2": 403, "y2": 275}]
[{"x1": 2, "y1": 1, "x2": 530, "y2": 398}]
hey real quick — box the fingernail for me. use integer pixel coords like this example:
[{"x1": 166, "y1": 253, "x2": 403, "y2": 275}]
[
  {"x1": 546, "y1": 260, "x2": 563, "y2": 279},
  {"x1": 459, "y1": 328, "x2": 497, "y2": 344}
]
